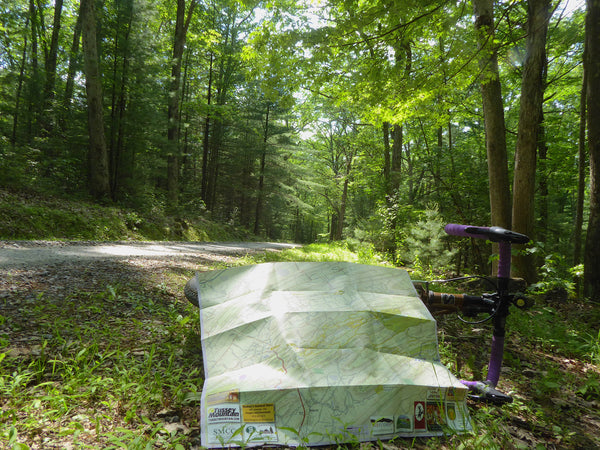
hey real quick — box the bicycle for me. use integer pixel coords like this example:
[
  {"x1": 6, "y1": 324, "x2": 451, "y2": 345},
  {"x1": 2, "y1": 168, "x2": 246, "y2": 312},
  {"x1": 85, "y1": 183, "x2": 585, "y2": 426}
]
[{"x1": 414, "y1": 223, "x2": 533, "y2": 405}]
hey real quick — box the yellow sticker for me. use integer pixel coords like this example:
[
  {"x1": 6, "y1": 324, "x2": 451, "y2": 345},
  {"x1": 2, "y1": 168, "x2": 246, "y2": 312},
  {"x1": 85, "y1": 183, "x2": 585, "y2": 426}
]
[{"x1": 242, "y1": 404, "x2": 275, "y2": 423}]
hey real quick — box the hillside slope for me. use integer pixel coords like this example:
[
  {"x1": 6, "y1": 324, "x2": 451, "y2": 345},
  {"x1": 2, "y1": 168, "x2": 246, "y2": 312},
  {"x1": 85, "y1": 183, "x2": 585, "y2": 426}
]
[{"x1": 0, "y1": 188, "x2": 248, "y2": 242}]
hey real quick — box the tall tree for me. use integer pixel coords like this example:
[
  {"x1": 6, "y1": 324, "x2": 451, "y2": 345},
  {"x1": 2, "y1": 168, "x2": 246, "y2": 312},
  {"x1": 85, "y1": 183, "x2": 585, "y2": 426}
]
[
  {"x1": 81, "y1": 0, "x2": 110, "y2": 200},
  {"x1": 511, "y1": 0, "x2": 551, "y2": 282},
  {"x1": 61, "y1": 5, "x2": 82, "y2": 129},
  {"x1": 254, "y1": 102, "x2": 271, "y2": 235},
  {"x1": 167, "y1": 0, "x2": 197, "y2": 209},
  {"x1": 473, "y1": 0, "x2": 511, "y2": 231},
  {"x1": 585, "y1": 0, "x2": 600, "y2": 302},
  {"x1": 41, "y1": 0, "x2": 63, "y2": 136},
  {"x1": 574, "y1": 50, "x2": 587, "y2": 293},
  {"x1": 108, "y1": 0, "x2": 134, "y2": 199}
]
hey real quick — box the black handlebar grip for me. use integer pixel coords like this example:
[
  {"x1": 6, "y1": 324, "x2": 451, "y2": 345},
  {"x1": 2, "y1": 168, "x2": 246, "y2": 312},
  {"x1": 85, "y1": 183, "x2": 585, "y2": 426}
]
[{"x1": 445, "y1": 224, "x2": 530, "y2": 244}]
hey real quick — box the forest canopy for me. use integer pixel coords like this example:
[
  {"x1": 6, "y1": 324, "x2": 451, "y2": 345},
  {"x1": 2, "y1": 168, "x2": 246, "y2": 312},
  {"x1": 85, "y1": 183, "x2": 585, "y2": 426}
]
[{"x1": 1, "y1": 0, "x2": 598, "y2": 297}]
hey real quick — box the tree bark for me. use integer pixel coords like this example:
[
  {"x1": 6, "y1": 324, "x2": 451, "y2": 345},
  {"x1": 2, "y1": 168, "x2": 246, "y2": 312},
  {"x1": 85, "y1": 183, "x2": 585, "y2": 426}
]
[
  {"x1": 201, "y1": 51, "x2": 214, "y2": 205},
  {"x1": 108, "y1": 0, "x2": 133, "y2": 199},
  {"x1": 511, "y1": 0, "x2": 551, "y2": 282},
  {"x1": 41, "y1": 0, "x2": 63, "y2": 136},
  {"x1": 334, "y1": 159, "x2": 352, "y2": 241},
  {"x1": 167, "y1": 0, "x2": 196, "y2": 209},
  {"x1": 584, "y1": 0, "x2": 600, "y2": 302},
  {"x1": 382, "y1": 122, "x2": 391, "y2": 195},
  {"x1": 81, "y1": 0, "x2": 110, "y2": 201},
  {"x1": 473, "y1": 0, "x2": 511, "y2": 231},
  {"x1": 12, "y1": 19, "x2": 29, "y2": 146},
  {"x1": 574, "y1": 52, "x2": 587, "y2": 296},
  {"x1": 390, "y1": 124, "x2": 403, "y2": 193},
  {"x1": 61, "y1": 6, "x2": 82, "y2": 128},
  {"x1": 27, "y1": 0, "x2": 41, "y2": 140},
  {"x1": 254, "y1": 103, "x2": 270, "y2": 235}
]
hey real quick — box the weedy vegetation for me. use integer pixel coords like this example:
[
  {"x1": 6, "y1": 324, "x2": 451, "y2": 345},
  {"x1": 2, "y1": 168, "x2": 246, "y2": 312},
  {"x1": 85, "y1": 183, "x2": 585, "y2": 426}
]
[{"x1": 1, "y1": 241, "x2": 600, "y2": 449}]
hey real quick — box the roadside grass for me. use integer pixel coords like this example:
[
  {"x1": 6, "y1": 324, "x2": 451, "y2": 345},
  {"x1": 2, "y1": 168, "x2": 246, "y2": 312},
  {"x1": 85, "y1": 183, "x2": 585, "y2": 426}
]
[
  {"x1": 238, "y1": 240, "x2": 384, "y2": 266},
  {"x1": 0, "y1": 188, "x2": 247, "y2": 241},
  {"x1": 1, "y1": 279, "x2": 203, "y2": 449},
  {"x1": 1, "y1": 244, "x2": 600, "y2": 449}
]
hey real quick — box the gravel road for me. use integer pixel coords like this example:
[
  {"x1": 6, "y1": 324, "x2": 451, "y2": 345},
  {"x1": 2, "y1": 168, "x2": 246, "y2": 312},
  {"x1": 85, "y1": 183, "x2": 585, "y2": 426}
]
[{"x1": 0, "y1": 241, "x2": 298, "y2": 268}]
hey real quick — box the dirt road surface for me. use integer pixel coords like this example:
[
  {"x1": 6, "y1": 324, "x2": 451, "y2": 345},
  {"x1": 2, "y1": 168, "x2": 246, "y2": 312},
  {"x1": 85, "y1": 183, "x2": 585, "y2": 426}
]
[{"x1": 0, "y1": 241, "x2": 298, "y2": 268}]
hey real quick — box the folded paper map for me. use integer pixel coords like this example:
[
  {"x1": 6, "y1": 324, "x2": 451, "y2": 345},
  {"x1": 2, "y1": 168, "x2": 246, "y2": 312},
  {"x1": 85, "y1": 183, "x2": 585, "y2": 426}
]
[{"x1": 193, "y1": 262, "x2": 472, "y2": 447}]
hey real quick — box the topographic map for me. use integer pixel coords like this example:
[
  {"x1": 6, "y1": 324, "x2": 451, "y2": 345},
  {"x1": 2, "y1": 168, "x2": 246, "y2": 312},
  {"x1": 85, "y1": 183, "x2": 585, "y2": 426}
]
[{"x1": 192, "y1": 262, "x2": 472, "y2": 447}]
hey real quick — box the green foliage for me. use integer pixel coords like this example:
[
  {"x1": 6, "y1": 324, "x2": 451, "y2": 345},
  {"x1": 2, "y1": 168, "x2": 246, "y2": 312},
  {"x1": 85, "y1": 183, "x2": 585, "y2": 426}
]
[
  {"x1": 399, "y1": 208, "x2": 457, "y2": 271},
  {"x1": 0, "y1": 282, "x2": 202, "y2": 449},
  {"x1": 0, "y1": 188, "x2": 245, "y2": 242},
  {"x1": 526, "y1": 245, "x2": 581, "y2": 298},
  {"x1": 243, "y1": 240, "x2": 383, "y2": 266}
]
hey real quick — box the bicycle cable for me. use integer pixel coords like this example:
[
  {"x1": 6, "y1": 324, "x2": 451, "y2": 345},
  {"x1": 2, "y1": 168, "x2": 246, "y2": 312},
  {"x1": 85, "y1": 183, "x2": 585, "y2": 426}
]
[{"x1": 414, "y1": 275, "x2": 499, "y2": 325}]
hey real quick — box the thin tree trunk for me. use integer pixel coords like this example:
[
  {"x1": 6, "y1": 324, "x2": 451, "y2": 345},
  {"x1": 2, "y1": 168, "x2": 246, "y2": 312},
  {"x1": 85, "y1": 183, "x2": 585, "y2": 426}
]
[
  {"x1": 391, "y1": 124, "x2": 402, "y2": 192},
  {"x1": 335, "y1": 159, "x2": 352, "y2": 241},
  {"x1": 201, "y1": 51, "x2": 214, "y2": 205},
  {"x1": 167, "y1": 0, "x2": 196, "y2": 209},
  {"x1": 382, "y1": 122, "x2": 391, "y2": 195},
  {"x1": 41, "y1": 0, "x2": 63, "y2": 136},
  {"x1": 27, "y1": 0, "x2": 41, "y2": 140},
  {"x1": 254, "y1": 104, "x2": 270, "y2": 235},
  {"x1": 538, "y1": 56, "x2": 550, "y2": 245},
  {"x1": 81, "y1": 0, "x2": 110, "y2": 201},
  {"x1": 12, "y1": 23, "x2": 29, "y2": 147},
  {"x1": 537, "y1": 106, "x2": 548, "y2": 244},
  {"x1": 574, "y1": 54, "x2": 587, "y2": 296},
  {"x1": 61, "y1": 7, "x2": 82, "y2": 128},
  {"x1": 108, "y1": 0, "x2": 132, "y2": 199},
  {"x1": 584, "y1": 0, "x2": 600, "y2": 302},
  {"x1": 473, "y1": 0, "x2": 511, "y2": 232},
  {"x1": 511, "y1": 0, "x2": 551, "y2": 282}
]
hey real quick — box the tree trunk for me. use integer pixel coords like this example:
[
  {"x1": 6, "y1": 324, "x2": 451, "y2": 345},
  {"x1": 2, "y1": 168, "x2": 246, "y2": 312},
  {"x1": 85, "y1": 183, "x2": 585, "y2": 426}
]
[
  {"x1": 538, "y1": 57, "x2": 550, "y2": 245},
  {"x1": 254, "y1": 104, "x2": 270, "y2": 235},
  {"x1": 108, "y1": 0, "x2": 133, "y2": 199},
  {"x1": 41, "y1": 0, "x2": 63, "y2": 136},
  {"x1": 27, "y1": 0, "x2": 41, "y2": 140},
  {"x1": 584, "y1": 0, "x2": 600, "y2": 302},
  {"x1": 81, "y1": 0, "x2": 110, "y2": 201},
  {"x1": 511, "y1": 0, "x2": 550, "y2": 283},
  {"x1": 390, "y1": 124, "x2": 402, "y2": 193},
  {"x1": 167, "y1": 0, "x2": 196, "y2": 209},
  {"x1": 382, "y1": 122, "x2": 391, "y2": 195},
  {"x1": 574, "y1": 54, "x2": 587, "y2": 296},
  {"x1": 61, "y1": 6, "x2": 82, "y2": 128},
  {"x1": 12, "y1": 21, "x2": 29, "y2": 146},
  {"x1": 473, "y1": 0, "x2": 511, "y2": 231},
  {"x1": 201, "y1": 51, "x2": 214, "y2": 205},
  {"x1": 334, "y1": 159, "x2": 351, "y2": 241}
]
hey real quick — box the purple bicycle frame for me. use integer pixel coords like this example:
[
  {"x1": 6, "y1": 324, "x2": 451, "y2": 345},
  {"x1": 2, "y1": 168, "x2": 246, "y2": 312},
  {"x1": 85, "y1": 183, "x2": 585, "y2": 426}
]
[{"x1": 444, "y1": 224, "x2": 513, "y2": 388}]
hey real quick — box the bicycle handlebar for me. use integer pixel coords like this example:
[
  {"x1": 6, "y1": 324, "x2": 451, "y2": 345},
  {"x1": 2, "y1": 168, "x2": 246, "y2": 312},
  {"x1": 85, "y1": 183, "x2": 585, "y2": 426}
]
[
  {"x1": 424, "y1": 291, "x2": 496, "y2": 316},
  {"x1": 445, "y1": 224, "x2": 529, "y2": 279},
  {"x1": 420, "y1": 223, "x2": 533, "y2": 403},
  {"x1": 444, "y1": 224, "x2": 530, "y2": 244}
]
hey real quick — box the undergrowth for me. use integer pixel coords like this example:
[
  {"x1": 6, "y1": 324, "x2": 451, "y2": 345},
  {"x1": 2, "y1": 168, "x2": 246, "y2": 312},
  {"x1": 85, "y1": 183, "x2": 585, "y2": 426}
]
[
  {"x1": 1, "y1": 237, "x2": 600, "y2": 448},
  {"x1": 0, "y1": 188, "x2": 247, "y2": 242},
  {"x1": 1, "y1": 281, "x2": 203, "y2": 449}
]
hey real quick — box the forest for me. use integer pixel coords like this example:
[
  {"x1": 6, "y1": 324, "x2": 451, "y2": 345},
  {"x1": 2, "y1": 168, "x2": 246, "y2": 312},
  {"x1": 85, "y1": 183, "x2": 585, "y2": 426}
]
[{"x1": 1, "y1": 0, "x2": 599, "y2": 300}]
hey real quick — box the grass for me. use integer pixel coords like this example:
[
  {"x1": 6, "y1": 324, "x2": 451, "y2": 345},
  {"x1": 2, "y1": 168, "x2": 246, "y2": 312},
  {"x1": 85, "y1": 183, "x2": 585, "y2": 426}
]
[
  {"x1": 0, "y1": 188, "x2": 249, "y2": 241},
  {"x1": 1, "y1": 276, "x2": 203, "y2": 449},
  {"x1": 1, "y1": 242, "x2": 600, "y2": 448}
]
